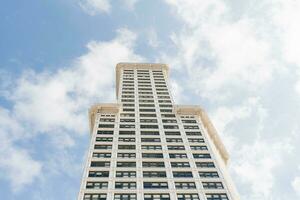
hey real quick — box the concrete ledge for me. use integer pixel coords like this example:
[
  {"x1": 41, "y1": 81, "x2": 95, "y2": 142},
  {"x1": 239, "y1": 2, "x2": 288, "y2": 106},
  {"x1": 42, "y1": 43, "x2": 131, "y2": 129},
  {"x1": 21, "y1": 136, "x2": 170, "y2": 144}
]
[
  {"x1": 116, "y1": 63, "x2": 169, "y2": 98},
  {"x1": 89, "y1": 103, "x2": 120, "y2": 134},
  {"x1": 174, "y1": 105, "x2": 230, "y2": 165}
]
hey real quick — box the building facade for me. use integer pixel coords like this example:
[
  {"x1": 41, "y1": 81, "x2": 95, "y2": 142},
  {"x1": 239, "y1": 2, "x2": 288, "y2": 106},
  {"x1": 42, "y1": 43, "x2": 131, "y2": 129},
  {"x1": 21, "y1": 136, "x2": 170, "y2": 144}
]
[{"x1": 78, "y1": 63, "x2": 239, "y2": 200}]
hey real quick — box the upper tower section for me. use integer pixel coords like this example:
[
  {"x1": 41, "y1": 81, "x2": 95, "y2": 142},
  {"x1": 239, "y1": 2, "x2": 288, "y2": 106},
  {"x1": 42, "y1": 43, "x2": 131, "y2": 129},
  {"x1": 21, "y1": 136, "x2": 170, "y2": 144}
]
[{"x1": 116, "y1": 63, "x2": 169, "y2": 99}]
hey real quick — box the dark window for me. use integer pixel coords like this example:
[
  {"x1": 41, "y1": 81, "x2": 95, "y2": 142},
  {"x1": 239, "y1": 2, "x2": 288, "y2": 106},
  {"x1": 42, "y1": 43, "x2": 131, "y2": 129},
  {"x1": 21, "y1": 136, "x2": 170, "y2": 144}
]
[
  {"x1": 92, "y1": 153, "x2": 111, "y2": 158},
  {"x1": 143, "y1": 171, "x2": 166, "y2": 178},
  {"x1": 184, "y1": 125, "x2": 199, "y2": 129},
  {"x1": 173, "y1": 172, "x2": 193, "y2": 178},
  {"x1": 96, "y1": 137, "x2": 113, "y2": 142},
  {"x1": 171, "y1": 162, "x2": 190, "y2": 168},
  {"x1": 142, "y1": 162, "x2": 165, "y2": 168},
  {"x1": 117, "y1": 162, "x2": 136, "y2": 168},
  {"x1": 140, "y1": 113, "x2": 157, "y2": 117},
  {"x1": 86, "y1": 182, "x2": 108, "y2": 189},
  {"x1": 142, "y1": 145, "x2": 162, "y2": 150},
  {"x1": 175, "y1": 182, "x2": 196, "y2": 189},
  {"x1": 118, "y1": 137, "x2": 135, "y2": 142},
  {"x1": 144, "y1": 194, "x2": 170, "y2": 200},
  {"x1": 88, "y1": 171, "x2": 109, "y2": 177},
  {"x1": 141, "y1": 138, "x2": 161, "y2": 142},
  {"x1": 199, "y1": 171, "x2": 219, "y2": 178},
  {"x1": 188, "y1": 138, "x2": 205, "y2": 143},
  {"x1": 142, "y1": 153, "x2": 164, "y2": 158},
  {"x1": 115, "y1": 182, "x2": 136, "y2": 189},
  {"x1": 119, "y1": 130, "x2": 135, "y2": 135},
  {"x1": 118, "y1": 145, "x2": 135, "y2": 150},
  {"x1": 118, "y1": 153, "x2": 136, "y2": 158},
  {"x1": 177, "y1": 194, "x2": 200, "y2": 200},
  {"x1": 193, "y1": 153, "x2": 211, "y2": 159},
  {"x1": 190, "y1": 145, "x2": 208, "y2": 150},
  {"x1": 94, "y1": 145, "x2": 112, "y2": 150},
  {"x1": 90, "y1": 161, "x2": 110, "y2": 167},
  {"x1": 98, "y1": 124, "x2": 114, "y2": 128},
  {"x1": 165, "y1": 131, "x2": 181, "y2": 136},
  {"x1": 120, "y1": 118, "x2": 135, "y2": 122},
  {"x1": 140, "y1": 124, "x2": 159, "y2": 129},
  {"x1": 143, "y1": 182, "x2": 168, "y2": 189},
  {"x1": 120, "y1": 124, "x2": 135, "y2": 129},
  {"x1": 114, "y1": 194, "x2": 136, "y2": 200},
  {"x1": 162, "y1": 119, "x2": 177, "y2": 123},
  {"x1": 202, "y1": 182, "x2": 224, "y2": 189},
  {"x1": 166, "y1": 138, "x2": 183, "y2": 143},
  {"x1": 169, "y1": 153, "x2": 187, "y2": 158},
  {"x1": 163, "y1": 125, "x2": 179, "y2": 129},
  {"x1": 83, "y1": 194, "x2": 107, "y2": 200},
  {"x1": 168, "y1": 145, "x2": 185, "y2": 150},
  {"x1": 140, "y1": 119, "x2": 158, "y2": 123},
  {"x1": 206, "y1": 193, "x2": 229, "y2": 200},
  {"x1": 116, "y1": 171, "x2": 136, "y2": 177},
  {"x1": 141, "y1": 131, "x2": 160, "y2": 135},
  {"x1": 196, "y1": 162, "x2": 215, "y2": 168},
  {"x1": 97, "y1": 130, "x2": 113, "y2": 135},
  {"x1": 186, "y1": 131, "x2": 202, "y2": 136}
]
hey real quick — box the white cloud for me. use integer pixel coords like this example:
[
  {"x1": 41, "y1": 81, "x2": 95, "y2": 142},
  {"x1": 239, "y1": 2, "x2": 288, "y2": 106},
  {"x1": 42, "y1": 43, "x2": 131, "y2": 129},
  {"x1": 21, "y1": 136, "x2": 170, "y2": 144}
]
[
  {"x1": 146, "y1": 28, "x2": 160, "y2": 48},
  {"x1": 0, "y1": 107, "x2": 42, "y2": 192},
  {"x1": 292, "y1": 176, "x2": 300, "y2": 197},
  {"x1": 122, "y1": 0, "x2": 139, "y2": 10},
  {"x1": 0, "y1": 28, "x2": 143, "y2": 191},
  {"x1": 79, "y1": 0, "x2": 111, "y2": 15}
]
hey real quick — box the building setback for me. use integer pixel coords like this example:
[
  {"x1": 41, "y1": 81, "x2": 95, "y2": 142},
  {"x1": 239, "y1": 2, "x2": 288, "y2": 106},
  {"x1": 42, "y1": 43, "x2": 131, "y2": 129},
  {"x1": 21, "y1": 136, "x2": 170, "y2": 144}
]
[{"x1": 78, "y1": 63, "x2": 240, "y2": 200}]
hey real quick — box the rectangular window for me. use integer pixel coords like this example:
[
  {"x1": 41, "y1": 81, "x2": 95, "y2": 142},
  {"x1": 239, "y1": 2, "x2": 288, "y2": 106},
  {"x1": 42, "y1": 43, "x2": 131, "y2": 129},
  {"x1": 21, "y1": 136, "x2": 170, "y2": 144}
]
[
  {"x1": 98, "y1": 124, "x2": 114, "y2": 128},
  {"x1": 140, "y1": 119, "x2": 158, "y2": 123},
  {"x1": 94, "y1": 145, "x2": 112, "y2": 150},
  {"x1": 120, "y1": 118, "x2": 135, "y2": 122},
  {"x1": 144, "y1": 194, "x2": 170, "y2": 200},
  {"x1": 118, "y1": 137, "x2": 135, "y2": 142},
  {"x1": 168, "y1": 145, "x2": 185, "y2": 150},
  {"x1": 97, "y1": 130, "x2": 113, "y2": 135},
  {"x1": 84, "y1": 194, "x2": 107, "y2": 200},
  {"x1": 90, "y1": 161, "x2": 110, "y2": 167},
  {"x1": 123, "y1": 108, "x2": 135, "y2": 112},
  {"x1": 181, "y1": 120, "x2": 197, "y2": 123},
  {"x1": 166, "y1": 138, "x2": 183, "y2": 143},
  {"x1": 175, "y1": 182, "x2": 196, "y2": 189},
  {"x1": 118, "y1": 153, "x2": 136, "y2": 158},
  {"x1": 139, "y1": 104, "x2": 155, "y2": 107},
  {"x1": 177, "y1": 194, "x2": 200, "y2": 200},
  {"x1": 119, "y1": 131, "x2": 135, "y2": 135},
  {"x1": 118, "y1": 145, "x2": 135, "y2": 150},
  {"x1": 188, "y1": 138, "x2": 205, "y2": 143},
  {"x1": 140, "y1": 113, "x2": 156, "y2": 117},
  {"x1": 202, "y1": 182, "x2": 224, "y2": 189},
  {"x1": 184, "y1": 125, "x2": 199, "y2": 129},
  {"x1": 100, "y1": 118, "x2": 115, "y2": 122},
  {"x1": 141, "y1": 131, "x2": 160, "y2": 135},
  {"x1": 193, "y1": 153, "x2": 211, "y2": 159},
  {"x1": 120, "y1": 124, "x2": 135, "y2": 129},
  {"x1": 165, "y1": 131, "x2": 181, "y2": 136},
  {"x1": 206, "y1": 193, "x2": 229, "y2": 200},
  {"x1": 120, "y1": 113, "x2": 135, "y2": 117},
  {"x1": 161, "y1": 114, "x2": 176, "y2": 118},
  {"x1": 142, "y1": 153, "x2": 164, "y2": 158},
  {"x1": 186, "y1": 131, "x2": 202, "y2": 136},
  {"x1": 162, "y1": 119, "x2": 177, "y2": 123},
  {"x1": 96, "y1": 137, "x2": 113, "y2": 142},
  {"x1": 140, "y1": 124, "x2": 159, "y2": 129},
  {"x1": 196, "y1": 162, "x2": 215, "y2": 168},
  {"x1": 86, "y1": 182, "x2": 108, "y2": 189},
  {"x1": 169, "y1": 153, "x2": 187, "y2": 158},
  {"x1": 114, "y1": 194, "x2": 136, "y2": 200},
  {"x1": 173, "y1": 172, "x2": 193, "y2": 178},
  {"x1": 142, "y1": 162, "x2": 165, "y2": 168},
  {"x1": 141, "y1": 138, "x2": 161, "y2": 142},
  {"x1": 117, "y1": 162, "x2": 136, "y2": 168},
  {"x1": 171, "y1": 162, "x2": 190, "y2": 168},
  {"x1": 116, "y1": 171, "x2": 136, "y2": 177},
  {"x1": 199, "y1": 171, "x2": 219, "y2": 178},
  {"x1": 163, "y1": 125, "x2": 179, "y2": 129},
  {"x1": 88, "y1": 171, "x2": 109, "y2": 177},
  {"x1": 92, "y1": 153, "x2": 111, "y2": 158},
  {"x1": 142, "y1": 145, "x2": 162, "y2": 150},
  {"x1": 115, "y1": 182, "x2": 136, "y2": 189},
  {"x1": 143, "y1": 171, "x2": 166, "y2": 178},
  {"x1": 160, "y1": 109, "x2": 172, "y2": 113},
  {"x1": 190, "y1": 145, "x2": 208, "y2": 150},
  {"x1": 143, "y1": 182, "x2": 168, "y2": 189},
  {"x1": 140, "y1": 109, "x2": 156, "y2": 112}
]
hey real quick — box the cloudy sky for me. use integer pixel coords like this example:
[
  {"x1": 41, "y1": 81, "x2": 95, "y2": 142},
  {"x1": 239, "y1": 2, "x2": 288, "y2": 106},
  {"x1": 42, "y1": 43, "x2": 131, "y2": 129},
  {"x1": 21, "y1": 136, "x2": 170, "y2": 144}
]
[{"x1": 1, "y1": 0, "x2": 300, "y2": 199}]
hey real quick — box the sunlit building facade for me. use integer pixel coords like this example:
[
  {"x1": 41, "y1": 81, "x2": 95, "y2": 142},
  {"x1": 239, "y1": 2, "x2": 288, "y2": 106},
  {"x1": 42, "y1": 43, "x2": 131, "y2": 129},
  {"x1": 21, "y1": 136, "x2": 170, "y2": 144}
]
[{"x1": 78, "y1": 63, "x2": 239, "y2": 200}]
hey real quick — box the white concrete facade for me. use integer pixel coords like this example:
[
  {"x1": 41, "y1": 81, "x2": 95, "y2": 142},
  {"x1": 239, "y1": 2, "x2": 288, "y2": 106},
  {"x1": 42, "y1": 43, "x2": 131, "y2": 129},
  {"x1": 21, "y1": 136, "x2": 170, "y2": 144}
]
[{"x1": 78, "y1": 63, "x2": 240, "y2": 200}]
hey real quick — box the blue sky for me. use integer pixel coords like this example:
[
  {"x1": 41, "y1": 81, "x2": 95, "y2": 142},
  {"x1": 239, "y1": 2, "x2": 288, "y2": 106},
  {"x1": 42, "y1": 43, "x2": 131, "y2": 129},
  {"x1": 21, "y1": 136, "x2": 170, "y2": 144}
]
[{"x1": 1, "y1": 0, "x2": 300, "y2": 199}]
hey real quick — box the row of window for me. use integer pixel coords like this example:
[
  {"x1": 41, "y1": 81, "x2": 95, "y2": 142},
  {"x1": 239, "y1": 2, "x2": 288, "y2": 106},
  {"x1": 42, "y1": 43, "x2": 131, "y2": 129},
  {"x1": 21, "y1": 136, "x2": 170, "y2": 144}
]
[
  {"x1": 97, "y1": 130, "x2": 203, "y2": 137},
  {"x1": 99, "y1": 124, "x2": 200, "y2": 130},
  {"x1": 88, "y1": 170, "x2": 219, "y2": 178},
  {"x1": 94, "y1": 145, "x2": 208, "y2": 152},
  {"x1": 83, "y1": 193, "x2": 229, "y2": 200},
  {"x1": 86, "y1": 181, "x2": 223, "y2": 189}
]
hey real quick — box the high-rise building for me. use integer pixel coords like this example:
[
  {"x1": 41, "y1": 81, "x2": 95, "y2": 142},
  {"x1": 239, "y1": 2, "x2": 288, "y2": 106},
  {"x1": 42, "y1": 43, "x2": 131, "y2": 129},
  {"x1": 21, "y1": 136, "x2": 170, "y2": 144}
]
[{"x1": 78, "y1": 63, "x2": 239, "y2": 200}]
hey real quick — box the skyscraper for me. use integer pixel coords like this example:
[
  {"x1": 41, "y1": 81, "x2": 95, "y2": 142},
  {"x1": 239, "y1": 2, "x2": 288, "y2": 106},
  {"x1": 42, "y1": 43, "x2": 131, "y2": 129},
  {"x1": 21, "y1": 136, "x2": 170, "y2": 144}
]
[{"x1": 78, "y1": 63, "x2": 239, "y2": 200}]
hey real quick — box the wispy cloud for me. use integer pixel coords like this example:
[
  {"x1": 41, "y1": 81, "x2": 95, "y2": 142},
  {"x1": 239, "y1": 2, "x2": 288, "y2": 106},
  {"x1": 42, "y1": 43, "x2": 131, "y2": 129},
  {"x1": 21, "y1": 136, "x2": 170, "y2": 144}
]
[{"x1": 79, "y1": 0, "x2": 111, "y2": 15}]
